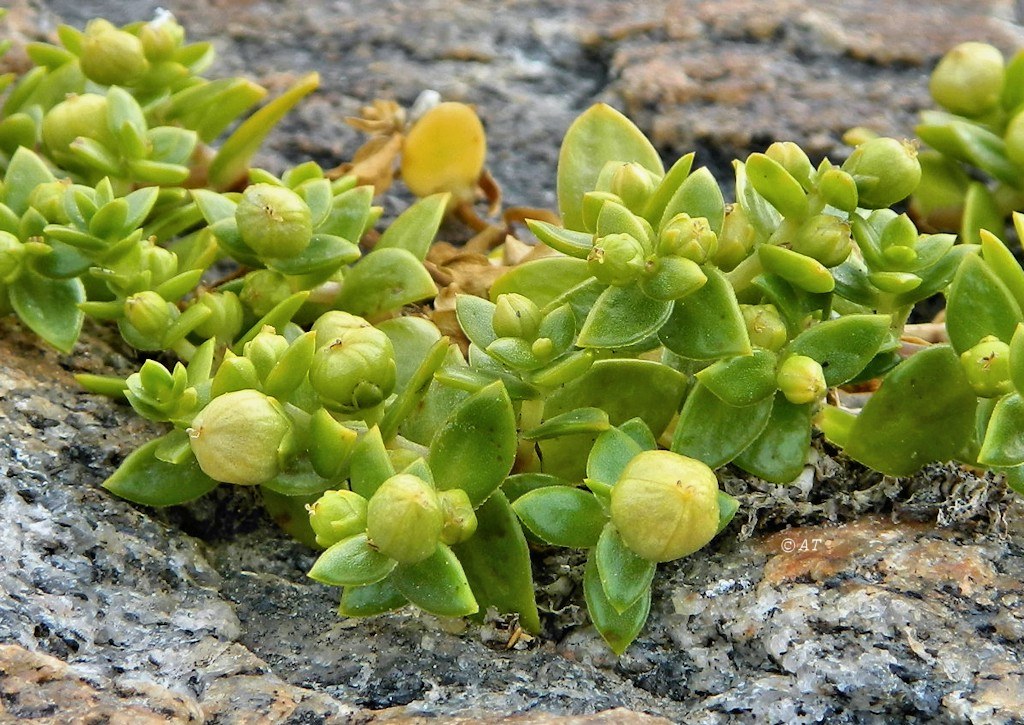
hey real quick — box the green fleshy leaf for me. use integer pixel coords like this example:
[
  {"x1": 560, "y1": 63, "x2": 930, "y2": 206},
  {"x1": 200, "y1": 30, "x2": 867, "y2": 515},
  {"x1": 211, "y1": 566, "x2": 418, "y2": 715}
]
[
  {"x1": 743, "y1": 152, "x2": 808, "y2": 219},
  {"x1": 840, "y1": 346, "x2": 977, "y2": 476},
  {"x1": 595, "y1": 199, "x2": 651, "y2": 242},
  {"x1": 267, "y1": 233, "x2": 360, "y2": 276},
  {"x1": 338, "y1": 578, "x2": 408, "y2": 617},
  {"x1": 577, "y1": 283, "x2": 673, "y2": 348},
  {"x1": 502, "y1": 472, "x2": 570, "y2": 502},
  {"x1": 1004, "y1": 465, "x2": 1024, "y2": 496},
  {"x1": 695, "y1": 349, "x2": 778, "y2": 407},
  {"x1": 557, "y1": 103, "x2": 663, "y2": 231},
  {"x1": 261, "y1": 458, "x2": 332, "y2": 497},
  {"x1": 378, "y1": 337, "x2": 451, "y2": 443},
  {"x1": 946, "y1": 254, "x2": 1022, "y2": 354},
  {"x1": 583, "y1": 554, "x2": 650, "y2": 656},
  {"x1": 785, "y1": 314, "x2": 891, "y2": 386},
  {"x1": 595, "y1": 524, "x2": 656, "y2": 613},
  {"x1": 103, "y1": 436, "x2": 217, "y2": 507},
  {"x1": 233, "y1": 291, "x2": 310, "y2": 352},
  {"x1": 658, "y1": 166, "x2": 726, "y2": 235},
  {"x1": 334, "y1": 247, "x2": 436, "y2": 318},
  {"x1": 378, "y1": 316, "x2": 444, "y2": 393},
  {"x1": 961, "y1": 182, "x2": 1002, "y2": 246},
  {"x1": 672, "y1": 382, "x2": 774, "y2": 469},
  {"x1": 308, "y1": 534, "x2": 397, "y2": 587},
  {"x1": 453, "y1": 490, "x2": 540, "y2": 632},
  {"x1": 455, "y1": 294, "x2": 498, "y2": 350},
  {"x1": 512, "y1": 486, "x2": 607, "y2": 548},
  {"x1": 309, "y1": 408, "x2": 358, "y2": 480},
  {"x1": 4, "y1": 147, "x2": 56, "y2": 216},
  {"x1": 758, "y1": 245, "x2": 835, "y2": 294},
  {"x1": 659, "y1": 266, "x2": 751, "y2": 360},
  {"x1": 375, "y1": 192, "x2": 449, "y2": 261},
  {"x1": 9, "y1": 271, "x2": 84, "y2": 352},
  {"x1": 523, "y1": 407, "x2": 610, "y2": 440},
  {"x1": 619, "y1": 418, "x2": 657, "y2": 451},
  {"x1": 485, "y1": 337, "x2": 544, "y2": 371},
  {"x1": 642, "y1": 152, "x2": 695, "y2": 225},
  {"x1": 733, "y1": 394, "x2": 813, "y2": 484},
  {"x1": 587, "y1": 427, "x2": 643, "y2": 486},
  {"x1": 321, "y1": 185, "x2": 375, "y2": 241},
  {"x1": 392, "y1": 544, "x2": 478, "y2": 617},
  {"x1": 429, "y1": 382, "x2": 517, "y2": 506},
  {"x1": 717, "y1": 491, "x2": 740, "y2": 533},
  {"x1": 525, "y1": 219, "x2": 593, "y2": 258},
  {"x1": 978, "y1": 393, "x2": 1024, "y2": 467},
  {"x1": 490, "y1": 256, "x2": 592, "y2": 308},
  {"x1": 979, "y1": 229, "x2": 1024, "y2": 314},
  {"x1": 349, "y1": 426, "x2": 396, "y2": 499}
]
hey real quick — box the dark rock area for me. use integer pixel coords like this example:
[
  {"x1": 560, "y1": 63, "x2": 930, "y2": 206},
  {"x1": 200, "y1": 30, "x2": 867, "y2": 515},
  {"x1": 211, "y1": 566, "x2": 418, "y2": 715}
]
[{"x1": 3, "y1": 1, "x2": 1024, "y2": 722}]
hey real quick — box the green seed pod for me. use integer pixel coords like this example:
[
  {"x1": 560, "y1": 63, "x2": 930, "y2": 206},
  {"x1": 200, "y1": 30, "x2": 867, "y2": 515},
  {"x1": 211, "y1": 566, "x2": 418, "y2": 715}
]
[
  {"x1": 122, "y1": 290, "x2": 175, "y2": 342},
  {"x1": 307, "y1": 489, "x2": 368, "y2": 548},
  {"x1": 41, "y1": 94, "x2": 116, "y2": 166},
  {"x1": 765, "y1": 141, "x2": 813, "y2": 189},
  {"x1": 929, "y1": 42, "x2": 1005, "y2": 117},
  {"x1": 790, "y1": 214, "x2": 853, "y2": 268},
  {"x1": 777, "y1": 354, "x2": 827, "y2": 405},
  {"x1": 741, "y1": 304, "x2": 788, "y2": 351},
  {"x1": 243, "y1": 326, "x2": 290, "y2": 379},
  {"x1": 366, "y1": 473, "x2": 443, "y2": 563},
  {"x1": 842, "y1": 137, "x2": 921, "y2": 209},
  {"x1": 581, "y1": 191, "x2": 621, "y2": 233},
  {"x1": 960, "y1": 336, "x2": 1014, "y2": 398},
  {"x1": 79, "y1": 20, "x2": 150, "y2": 86},
  {"x1": 309, "y1": 326, "x2": 397, "y2": 413},
  {"x1": 188, "y1": 389, "x2": 293, "y2": 485},
  {"x1": 438, "y1": 488, "x2": 478, "y2": 545},
  {"x1": 0, "y1": 231, "x2": 25, "y2": 283},
  {"x1": 235, "y1": 183, "x2": 313, "y2": 259},
  {"x1": 311, "y1": 310, "x2": 372, "y2": 348},
  {"x1": 27, "y1": 181, "x2": 71, "y2": 223},
  {"x1": 610, "y1": 162, "x2": 658, "y2": 213},
  {"x1": 713, "y1": 204, "x2": 756, "y2": 271},
  {"x1": 240, "y1": 269, "x2": 293, "y2": 317},
  {"x1": 658, "y1": 213, "x2": 719, "y2": 263},
  {"x1": 610, "y1": 450, "x2": 721, "y2": 563},
  {"x1": 588, "y1": 232, "x2": 646, "y2": 286},
  {"x1": 492, "y1": 293, "x2": 543, "y2": 340}
]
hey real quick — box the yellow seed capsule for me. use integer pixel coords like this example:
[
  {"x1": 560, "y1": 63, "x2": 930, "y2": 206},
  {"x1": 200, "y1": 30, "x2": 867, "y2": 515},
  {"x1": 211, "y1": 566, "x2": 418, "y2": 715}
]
[
  {"x1": 401, "y1": 102, "x2": 486, "y2": 204},
  {"x1": 610, "y1": 450, "x2": 721, "y2": 563}
]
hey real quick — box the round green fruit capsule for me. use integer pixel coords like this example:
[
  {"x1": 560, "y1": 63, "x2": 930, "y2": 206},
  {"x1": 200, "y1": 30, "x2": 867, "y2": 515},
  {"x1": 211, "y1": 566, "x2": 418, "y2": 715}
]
[
  {"x1": 79, "y1": 20, "x2": 150, "y2": 86},
  {"x1": 307, "y1": 489, "x2": 368, "y2": 548},
  {"x1": 311, "y1": 310, "x2": 372, "y2": 347},
  {"x1": 658, "y1": 213, "x2": 718, "y2": 263},
  {"x1": 235, "y1": 183, "x2": 313, "y2": 259},
  {"x1": 791, "y1": 214, "x2": 853, "y2": 268},
  {"x1": 610, "y1": 450, "x2": 721, "y2": 563},
  {"x1": 777, "y1": 354, "x2": 827, "y2": 405},
  {"x1": 366, "y1": 473, "x2": 443, "y2": 563},
  {"x1": 842, "y1": 137, "x2": 921, "y2": 209},
  {"x1": 309, "y1": 326, "x2": 397, "y2": 413},
  {"x1": 588, "y1": 232, "x2": 646, "y2": 285},
  {"x1": 960, "y1": 336, "x2": 1014, "y2": 398},
  {"x1": 741, "y1": 304, "x2": 788, "y2": 351},
  {"x1": 188, "y1": 390, "x2": 293, "y2": 485},
  {"x1": 492, "y1": 293, "x2": 542, "y2": 340},
  {"x1": 929, "y1": 42, "x2": 1005, "y2": 117},
  {"x1": 610, "y1": 162, "x2": 658, "y2": 213},
  {"x1": 41, "y1": 94, "x2": 116, "y2": 164}
]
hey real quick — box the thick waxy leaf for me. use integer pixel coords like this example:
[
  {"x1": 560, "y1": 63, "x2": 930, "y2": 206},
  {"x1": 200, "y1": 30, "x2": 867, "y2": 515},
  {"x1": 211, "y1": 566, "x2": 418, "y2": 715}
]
[
  {"x1": 309, "y1": 408, "x2": 358, "y2": 480},
  {"x1": 5, "y1": 147, "x2": 56, "y2": 215},
  {"x1": 335, "y1": 247, "x2": 437, "y2": 318},
  {"x1": 502, "y1": 472, "x2": 570, "y2": 502},
  {"x1": 453, "y1": 491, "x2": 540, "y2": 632},
  {"x1": 979, "y1": 230, "x2": 1024, "y2": 316},
  {"x1": 9, "y1": 271, "x2": 85, "y2": 352},
  {"x1": 785, "y1": 315, "x2": 891, "y2": 386},
  {"x1": 758, "y1": 245, "x2": 835, "y2": 294},
  {"x1": 103, "y1": 436, "x2": 217, "y2": 507},
  {"x1": 512, "y1": 486, "x2": 607, "y2": 548},
  {"x1": 672, "y1": 383, "x2": 775, "y2": 468},
  {"x1": 392, "y1": 544, "x2": 478, "y2": 617},
  {"x1": 526, "y1": 219, "x2": 593, "y2": 258},
  {"x1": 491, "y1": 257, "x2": 592, "y2": 309},
  {"x1": 455, "y1": 294, "x2": 498, "y2": 350},
  {"x1": 744, "y1": 152, "x2": 808, "y2": 219},
  {"x1": 378, "y1": 316, "x2": 444, "y2": 393},
  {"x1": 946, "y1": 254, "x2": 1022, "y2": 353},
  {"x1": 376, "y1": 192, "x2": 449, "y2": 261},
  {"x1": 595, "y1": 199, "x2": 651, "y2": 242},
  {"x1": 695, "y1": 349, "x2": 778, "y2": 407},
  {"x1": 523, "y1": 407, "x2": 610, "y2": 440},
  {"x1": 587, "y1": 427, "x2": 643, "y2": 486},
  {"x1": 595, "y1": 524, "x2": 656, "y2": 613},
  {"x1": 839, "y1": 346, "x2": 977, "y2": 476},
  {"x1": 577, "y1": 284, "x2": 673, "y2": 348},
  {"x1": 308, "y1": 534, "x2": 396, "y2": 587},
  {"x1": 429, "y1": 382, "x2": 517, "y2": 506},
  {"x1": 268, "y1": 233, "x2": 360, "y2": 275},
  {"x1": 717, "y1": 491, "x2": 740, "y2": 533},
  {"x1": 659, "y1": 166, "x2": 725, "y2": 234},
  {"x1": 619, "y1": 418, "x2": 658, "y2": 451},
  {"x1": 1011, "y1": 324, "x2": 1024, "y2": 397},
  {"x1": 557, "y1": 103, "x2": 663, "y2": 231},
  {"x1": 261, "y1": 458, "x2": 333, "y2": 497},
  {"x1": 659, "y1": 266, "x2": 751, "y2": 360},
  {"x1": 234, "y1": 291, "x2": 310, "y2": 351},
  {"x1": 733, "y1": 394, "x2": 813, "y2": 484},
  {"x1": 978, "y1": 393, "x2": 1024, "y2": 467},
  {"x1": 642, "y1": 153, "x2": 695, "y2": 225},
  {"x1": 349, "y1": 427, "x2": 396, "y2": 499},
  {"x1": 338, "y1": 578, "x2": 408, "y2": 617},
  {"x1": 583, "y1": 555, "x2": 651, "y2": 656}
]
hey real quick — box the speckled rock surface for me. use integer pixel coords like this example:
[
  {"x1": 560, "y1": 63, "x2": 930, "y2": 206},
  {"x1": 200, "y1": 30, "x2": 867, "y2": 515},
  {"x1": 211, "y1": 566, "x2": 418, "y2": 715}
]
[{"x1": 3, "y1": 1, "x2": 1024, "y2": 722}]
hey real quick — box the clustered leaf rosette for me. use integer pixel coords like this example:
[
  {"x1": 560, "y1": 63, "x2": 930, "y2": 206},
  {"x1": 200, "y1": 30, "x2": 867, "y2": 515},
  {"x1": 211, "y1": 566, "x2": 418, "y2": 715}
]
[
  {"x1": 889, "y1": 41, "x2": 1024, "y2": 244},
  {"x1": 509, "y1": 420, "x2": 738, "y2": 653}
]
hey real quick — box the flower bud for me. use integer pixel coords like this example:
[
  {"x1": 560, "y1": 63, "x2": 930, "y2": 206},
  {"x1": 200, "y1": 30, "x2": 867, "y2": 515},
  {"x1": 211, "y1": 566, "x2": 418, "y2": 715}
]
[
  {"x1": 235, "y1": 183, "x2": 313, "y2": 259},
  {"x1": 366, "y1": 474, "x2": 443, "y2": 563},
  {"x1": 240, "y1": 269, "x2": 293, "y2": 317},
  {"x1": 79, "y1": 20, "x2": 150, "y2": 86},
  {"x1": 713, "y1": 205, "x2": 756, "y2": 271},
  {"x1": 842, "y1": 137, "x2": 921, "y2": 209},
  {"x1": 610, "y1": 162, "x2": 658, "y2": 213},
  {"x1": 139, "y1": 12, "x2": 184, "y2": 62},
  {"x1": 191, "y1": 291, "x2": 244, "y2": 342},
  {"x1": 929, "y1": 42, "x2": 1005, "y2": 117},
  {"x1": 492, "y1": 293, "x2": 542, "y2": 340},
  {"x1": 658, "y1": 213, "x2": 718, "y2": 263},
  {"x1": 610, "y1": 450, "x2": 720, "y2": 563},
  {"x1": 776, "y1": 355, "x2": 827, "y2": 404},
  {"x1": 790, "y1": 214, "x2": 853, "y2": 268},
  {"x1": 188, "y1": 390, "x2": 293, "y2": 485},
  {"x1": 139, "y1": 243, "x2": 178, "y2": 288},
  {"x1": 0, "y1": 231, "x2": 25, "y2": 283},
  {"x1": 41, "y1": 94, "x2": 116, "y2": 166},
  {"x1": 960, "y1": 336, "x2": 1014, "y2": 398},
  {"x1": 28, "y1": 181, "x2": 71, "y2": 223},
  {"x1": 311, "y1": 310, "x2": 372, "y2": 347},
  {"x1": 438, "y1": 488, "x2": 478, "y2": 545},
  {"x1": 765, "y1": 141, "x2": 813, "y2": 189},
  {"x1": 243, "y1": 326, "x2": 290, "y2": 379},
  {"x1": 741, "y1": 304, "x2": 788, "y2": 351},
  {"x1": 307, "y1": 489, "x2": 368, "y2": 548},
  {"x1": 122, "y1": 291, "x2": 176, "y2": 348},
  {"x1": 309, "y1": 326, "x2": 397, "y2": 413},
  {"x1": 588, "y1": 232, "x2": 646, "y2": 286}
]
